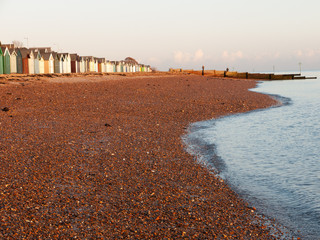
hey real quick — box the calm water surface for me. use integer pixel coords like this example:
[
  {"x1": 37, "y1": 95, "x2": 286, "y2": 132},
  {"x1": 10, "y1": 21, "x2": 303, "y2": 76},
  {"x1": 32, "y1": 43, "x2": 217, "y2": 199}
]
[{"x1": 184, "y1": 72, "x2": 320, "y2": 239}]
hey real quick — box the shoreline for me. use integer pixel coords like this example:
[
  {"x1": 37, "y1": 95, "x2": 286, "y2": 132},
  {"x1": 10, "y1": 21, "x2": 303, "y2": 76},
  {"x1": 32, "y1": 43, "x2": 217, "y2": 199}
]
[{"x1": 0, "y1": 74, "x2": 281, "y2": 238}]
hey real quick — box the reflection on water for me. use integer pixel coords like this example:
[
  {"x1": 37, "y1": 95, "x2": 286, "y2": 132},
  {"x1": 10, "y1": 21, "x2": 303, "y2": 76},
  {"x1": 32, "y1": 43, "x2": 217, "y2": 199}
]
[{"x1": 184, "y1": 74, "x2": 320, "y2": 239}]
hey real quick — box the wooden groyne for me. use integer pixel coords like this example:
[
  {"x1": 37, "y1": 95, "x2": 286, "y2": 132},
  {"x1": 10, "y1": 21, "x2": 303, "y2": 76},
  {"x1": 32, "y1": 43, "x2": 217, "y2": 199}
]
[{"x1": 169, "y1": 69, "x2": 317, "y2": 80}]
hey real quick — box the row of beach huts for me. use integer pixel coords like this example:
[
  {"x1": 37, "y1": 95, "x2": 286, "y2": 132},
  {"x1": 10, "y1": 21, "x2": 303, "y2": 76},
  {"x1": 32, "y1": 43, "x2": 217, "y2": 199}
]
[{"x1": 0, "y1": 42, "x2": 151, "y2": 75}]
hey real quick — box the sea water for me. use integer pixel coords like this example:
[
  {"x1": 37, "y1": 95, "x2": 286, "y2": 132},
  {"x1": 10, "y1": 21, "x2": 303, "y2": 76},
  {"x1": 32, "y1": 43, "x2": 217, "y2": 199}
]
[{"x1": 184, "y1": 72, "x2": 320, "y2": 239}]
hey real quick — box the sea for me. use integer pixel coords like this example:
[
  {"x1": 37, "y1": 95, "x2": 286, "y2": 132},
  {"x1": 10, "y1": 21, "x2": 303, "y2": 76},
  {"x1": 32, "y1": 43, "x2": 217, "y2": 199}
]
[{"x1": 184, "y1": 71, "x2": 320, "y2": 239}]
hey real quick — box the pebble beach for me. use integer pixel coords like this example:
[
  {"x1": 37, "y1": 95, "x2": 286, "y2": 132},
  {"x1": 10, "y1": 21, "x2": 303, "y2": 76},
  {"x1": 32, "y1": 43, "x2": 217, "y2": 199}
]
[{"x1": 0, "y1": 73, "x2": 280, "y2": 239}]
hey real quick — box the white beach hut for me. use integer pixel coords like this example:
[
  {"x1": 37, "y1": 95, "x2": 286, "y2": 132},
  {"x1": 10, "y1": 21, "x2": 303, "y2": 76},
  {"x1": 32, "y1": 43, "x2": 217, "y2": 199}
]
[
  {"x1": 28, "y1": 50, "x2": 35, "y2": 74},
  {"x1": 106, "y1": 61, "x2": 113, "y2": 73},
  {"x1": 9, "y1": 48, "x2": 17, "y2": 74},
  {"x1": 94, "y1": 58, "x2": 98, "y2": 72},
  {"x1": 39, "y1": 55, "x2": 45, "y2": 74},
  {"x1": 79, "y1": 57, "x2": 86, "y2": 73},
  {"x1": 89, "y1": 57, "x2": 95, "y2": 72}
]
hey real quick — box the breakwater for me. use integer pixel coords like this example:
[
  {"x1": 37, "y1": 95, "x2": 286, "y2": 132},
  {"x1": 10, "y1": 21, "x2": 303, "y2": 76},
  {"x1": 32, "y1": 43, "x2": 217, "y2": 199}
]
[{"x1": 170, "y1": 68, "x2": 317, "y2": 80}]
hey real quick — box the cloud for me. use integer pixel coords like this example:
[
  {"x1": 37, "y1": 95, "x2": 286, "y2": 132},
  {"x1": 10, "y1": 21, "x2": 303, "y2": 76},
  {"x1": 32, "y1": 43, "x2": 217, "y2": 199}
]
[
  {"x1": 253, "y1": 51, "x2": 281, "y2": 60},
  {"x1": 295, "y1": 50, "x2": 303, "y2": 57},
  {"x1": 173, "y1": 49, "x2": 204, "y2": 64},
  {"x1": 174, "y1": 51, "x2": 192, "y2": 63},
  {"x1": 193, "y1": 49, "x2": 204, "y2": 62},
  {"x1": 148, "y1": 57, "x2": 161, "y2": 65},
  {"x1": 294, "y1": 49, "x2": 320, "y2": 58},
  {"x1": 222, "y1": 50, "x2": 243, "y2": 61}
]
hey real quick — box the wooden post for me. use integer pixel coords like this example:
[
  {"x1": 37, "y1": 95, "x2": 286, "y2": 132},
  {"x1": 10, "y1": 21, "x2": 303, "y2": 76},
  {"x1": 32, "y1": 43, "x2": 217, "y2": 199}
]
[{"x1": 202, "y1": 66, "x2": 204, "y2": 76}]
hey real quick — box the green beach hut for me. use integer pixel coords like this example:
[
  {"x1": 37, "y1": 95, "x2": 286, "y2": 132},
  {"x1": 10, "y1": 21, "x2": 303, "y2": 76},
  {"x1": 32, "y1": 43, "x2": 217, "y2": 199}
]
[
  {"x1": 1, "y1": 47, "x2": 11, "y2": 74},
  {"x1": 0, "y1": 47, "x2": 3, "y2": 74}
]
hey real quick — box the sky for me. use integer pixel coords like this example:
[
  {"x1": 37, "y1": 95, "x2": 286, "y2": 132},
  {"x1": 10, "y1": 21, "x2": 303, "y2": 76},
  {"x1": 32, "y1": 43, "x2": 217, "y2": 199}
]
[{"x1": 1, "y1": 0, "x2": 320, "y2": 72}]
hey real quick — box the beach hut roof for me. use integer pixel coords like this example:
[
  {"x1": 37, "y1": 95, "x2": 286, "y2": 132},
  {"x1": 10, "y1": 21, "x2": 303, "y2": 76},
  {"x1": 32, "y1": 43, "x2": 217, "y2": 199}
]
[
  {"x1": 82, "y1": 56, "x2": 94, "y2": 60},
  {"x1": 1, "y1": 44, "x2": 15, "y2": 49},
  {"x1": 17, "y1": 48, "x2": 33, "y2": 58},
  {"x1": 124, "y1": 57, "x2": 139, "y2": 65},
  {"x1": 97, "y1": 58, "x2": 106, "y2": 63},
  {"x1": 34, "y1": 51, "x2": 42, "y2": 59},
  {"x1": 8, "y1": 48, "x2": 17, "y2": 55},
  {"x1": 29, "y1": 47, "x2": 52, "y2": 53},
  {"x1": 70, "y1": 54, "x2": 79, "y2": 61},
  {"x1": 0, "y1": 47, "x2": 7, "y2": 54},
  {"x1": 42, "y1": 53, "x2": 53, "y2": 61}
]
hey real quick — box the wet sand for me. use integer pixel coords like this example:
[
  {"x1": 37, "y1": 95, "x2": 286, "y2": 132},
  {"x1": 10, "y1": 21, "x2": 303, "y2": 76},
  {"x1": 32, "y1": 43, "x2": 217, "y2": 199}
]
[{"x1": 0, "y1": 74, "x2": 280, "y2": 239}]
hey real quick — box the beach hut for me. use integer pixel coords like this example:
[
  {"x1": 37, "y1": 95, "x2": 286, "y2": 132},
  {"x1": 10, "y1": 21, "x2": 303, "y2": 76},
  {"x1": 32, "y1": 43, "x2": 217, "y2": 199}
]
[
  {"x1": 124, "y1": 57, "x2": 139, "y2": 73},
  {"x1": 9, "y1": 48, "x2": 17, "y2": 74},
  {"x1": 70, "y1": 54, "x2": 79, "y2": 73},
  {"x1": 0, "y1": 48, "x2": 3, "y2": 74},
  {"x1": 113, "y1": 61, "x2": 117, "y2": 72},
  {"x1": 60, "y1": 54, "x2": 67, "y2": 73},
  {"x1": 53, "y1": 53, "x2": 63, "y2": 73},
  {"x1": 1, "y1": 47, "x2": 11, "y2": 74},
  {"x1": 79, "y1": 57, "x2": 85, "y2": 73},
  {"x1": 60, "y1": 54, "x2": 65, "y2": 73},
  {"x1": 39, "y1": 55, "x2": 45, "y2": 74},
  {"x1": 106, "y1": 61, "x2": 113, "y2": 73},
  {"x1": 94, "y1": 58, "x2": 98, "y2": 72},
  {"x1": 97, "y1": 58, "x2": 106, "y2": 73},
  {"x1": 34, "y1": 51, "x2": 41, "y2": 74},
  {"x1": 17, "y1": 48, "x2": 34, "y2": 74},
  {"x1": 61, "y1": 54, "x2": 67, "y2": 73},
  {"x1": 133, "y1": 64, "x2": 138, "y2": 72},
  {"x1": 27, "y1": 50, "x2": 35, "y2": 74},
  {"x1": 76, "y1": 55, "x2": 80, "y2": 73},
  {"x1": 122, "y1": 62, "x2": 127, "y2": 72},
  {"x1": 89, "y1": 57, "x2": 95, "y2": 72},
  {"x1": 19, "y1": 48, "x2": 30, "y2": 74},
  {"x1": 15, "y1": 48, "x2": 23, "y2": 74},
  {"x1": 58, "y1": 53, "x2": 70, "y2": 73},
  {"x1": 120, "y1": 61, "x2": 125, "y2": 72},
  {"x1": 97, "y1": 58, "x2": 101, "y2": 72},
  {"x1": 84, "y1": 57, "x2": 88, "y2": 72},
  {"x1": 115, "y1": 61, "x2": 120, "y2": 72},
  {"x1": 63, "y1": 53, "x2": 71, "y2": 73},
  {"x1": 43, "y1": 53, "x2": 54, "y2": 73},
  {"x1": 82, "y1": 56, "x2": 94, "y2": 72},
  {"x1": 67, "y1": 54, "x2": 71, "y2": 73},
  {"x1": 85, "y1": 57, "x2": 90, "y2": 72}
]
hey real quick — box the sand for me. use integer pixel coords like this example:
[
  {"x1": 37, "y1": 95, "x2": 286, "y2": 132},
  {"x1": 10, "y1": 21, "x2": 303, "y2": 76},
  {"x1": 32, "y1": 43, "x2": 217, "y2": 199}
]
[{"x1": 0, "y1": 73, "x2": 281, "y2": 239}]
